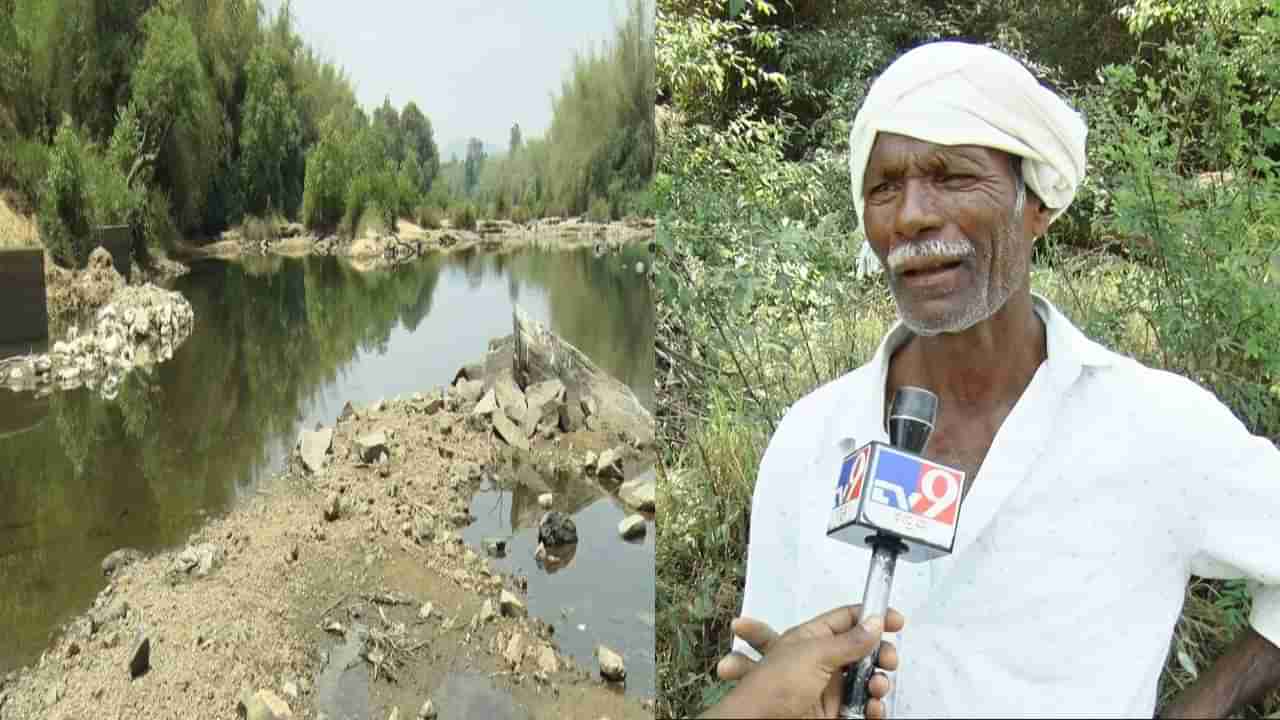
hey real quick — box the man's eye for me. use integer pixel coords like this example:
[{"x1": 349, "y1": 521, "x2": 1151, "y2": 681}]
[
  {"x1": 867, "y1": 182, "x2": 896, "y2": 199},
  {"x1": 941, "y1": 174, "x2": 975, "y2": 184}
]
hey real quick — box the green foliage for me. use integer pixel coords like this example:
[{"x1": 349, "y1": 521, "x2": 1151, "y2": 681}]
[
  {"x1": 301, "y1": 110, "x2": 354, "y2": 230},
  {"x1": 449, "y1": 202, "x2": 476, "y2": 231},
  {"x1": 399, "y1": 101, "x2": 439, "y2": 192},
  {"x1": 1084, "y1": 30, "x2": 1280, "y2": 437},
  {"x1": 38, "y1": 119, "x2": 92, "y2": 266},
  {"x1": 239, "y1": 42, "x2": 304, "y2": 216},
  {"x1": 587, "y1": 195, "x2": 611, "y2": 223},
  {"x1": 0, "y1": 135, "x2": 49, "y2": 210},
  {"x1": 413, "y1": 204, "x2": 441, "y2": 230},
  {"x1": 463, "y1": 137, "x2": 486, "y2": 196}
]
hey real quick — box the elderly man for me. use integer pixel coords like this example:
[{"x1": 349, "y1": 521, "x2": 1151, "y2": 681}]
[{"x1": 708, "y1": 41, "x2": 1280, "y2": 718}]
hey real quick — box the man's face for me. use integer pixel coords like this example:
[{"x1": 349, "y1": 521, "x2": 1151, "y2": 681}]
[{"x1": 861, "y1": 133, "x2": 1042, "y2": 336}]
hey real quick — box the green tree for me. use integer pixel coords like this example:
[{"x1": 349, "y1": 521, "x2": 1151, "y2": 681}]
[
  {"x1": 399, "y1": 101, "x2": 439, "y2": 192},
  {"x1": 371, "y1": 95, "x2": 402, "y2": 167},
  {"x1": 239, "y1": 41, "x2": 303, "y2": 215},
  {"x1": 463, "y1": 137, "x2": 486, "y2": 196}
]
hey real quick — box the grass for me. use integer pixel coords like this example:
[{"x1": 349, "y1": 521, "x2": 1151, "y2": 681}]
[
  {"x1": 656, "y1": 243, "x2": 1280, "y2": 719},
  {"x1": 0, "y1": 192, "x2": 40, "y2": 249}
]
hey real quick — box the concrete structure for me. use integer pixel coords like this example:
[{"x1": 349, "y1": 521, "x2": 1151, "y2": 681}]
[{"x1": 0, "y1": 248, "x2": 48, "y2": 347}]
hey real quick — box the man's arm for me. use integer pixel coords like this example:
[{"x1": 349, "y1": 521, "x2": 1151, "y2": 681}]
[{"x1": 1161, "y1": 626, "x2": 1280, "y2": 718}]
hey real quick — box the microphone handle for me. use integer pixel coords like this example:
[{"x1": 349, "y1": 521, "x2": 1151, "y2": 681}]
[{"x1": 840, "y1": 535, "x2": 903, "y2": 718}]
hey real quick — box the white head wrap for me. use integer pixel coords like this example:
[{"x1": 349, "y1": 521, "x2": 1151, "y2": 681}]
[{"x1": 848, "y1": 41, "x2": 1088, "y2": 238}]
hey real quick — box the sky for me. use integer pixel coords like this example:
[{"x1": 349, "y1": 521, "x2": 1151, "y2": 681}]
[{"x1": 269, "y1": 1, "x2": 627, "y2": 161}]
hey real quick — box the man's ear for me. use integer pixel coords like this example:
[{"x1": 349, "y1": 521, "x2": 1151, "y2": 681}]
[{"x1": 1029, "y1": 198, "x2": 1053, "y2": 239}]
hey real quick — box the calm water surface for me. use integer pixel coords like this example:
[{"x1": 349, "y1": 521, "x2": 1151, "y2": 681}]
[{"x1": 0, "y1": 246, "x2": 654, "y2": 693}]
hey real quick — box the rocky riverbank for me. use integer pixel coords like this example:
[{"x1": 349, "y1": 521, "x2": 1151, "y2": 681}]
[
  {"x1": 0, "y1": 323, "x2": 655, "y2": 720},
  {"x1": 191, "y1": 216, "x2": 656, "y2": 272},
  {"x1": 2, "y1": 249, "x2": 195, "y2": 401}
]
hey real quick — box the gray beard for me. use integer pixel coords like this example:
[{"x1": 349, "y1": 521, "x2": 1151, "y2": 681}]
[{"x1": 894, "y1": 184, "x2": 1027, "y2": 336}]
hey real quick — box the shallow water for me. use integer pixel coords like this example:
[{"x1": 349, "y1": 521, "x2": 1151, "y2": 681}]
[{"x1": 0, "y1": 245, "x2": 654, "y2": 675}]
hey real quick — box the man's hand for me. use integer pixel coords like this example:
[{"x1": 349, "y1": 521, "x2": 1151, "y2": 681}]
[{"x1": 699, "y1": 605, "x2": 905, "y2": 719}]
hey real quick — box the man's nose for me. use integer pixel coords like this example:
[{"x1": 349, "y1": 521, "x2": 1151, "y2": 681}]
[{"x1": 893, "y1": 179, "x2": 943, "y2": 243}]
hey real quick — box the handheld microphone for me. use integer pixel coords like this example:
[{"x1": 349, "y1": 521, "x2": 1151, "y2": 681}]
[{"x1": 826, "y1": 387, "x2": 967, "y2": 718}]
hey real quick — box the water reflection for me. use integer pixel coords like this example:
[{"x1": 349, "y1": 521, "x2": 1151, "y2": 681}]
[{"x1": 0, "y1": 245, "x2": 653, "y2": 673}]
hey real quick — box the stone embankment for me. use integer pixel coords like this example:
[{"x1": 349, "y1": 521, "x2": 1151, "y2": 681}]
[
  {"x1": 2, "y1": 249, "x2": 195, "y2": 400},
  {"x1": 194, "y1": 215, "x2": 656, "y2": 271}
]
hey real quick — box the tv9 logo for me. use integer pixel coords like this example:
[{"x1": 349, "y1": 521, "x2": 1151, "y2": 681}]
[
  {"x1": 833, "y1": 445, "x2": 871, "y2": 509},
  {"x1": 869, "y1": 449, "x2": 962, "y2": 525}
]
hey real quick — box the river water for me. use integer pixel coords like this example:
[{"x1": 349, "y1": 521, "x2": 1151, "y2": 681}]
[{"x1": 0, "y1": 245, "x2": 654, "y2": 696}]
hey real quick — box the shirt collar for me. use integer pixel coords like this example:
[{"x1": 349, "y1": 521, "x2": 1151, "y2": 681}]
[{"x1": 836, "y1": 292, "x2": 1115, "y2": 447}]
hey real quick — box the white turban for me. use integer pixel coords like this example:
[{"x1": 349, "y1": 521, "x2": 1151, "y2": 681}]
[{"x1": 848, "y1": 41, "x2": 1088, "y2": 239}]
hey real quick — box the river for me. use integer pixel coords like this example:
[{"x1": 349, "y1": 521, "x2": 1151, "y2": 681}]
[{"x1": 0, "y1": 245, "x2": 655, "y2": 697}]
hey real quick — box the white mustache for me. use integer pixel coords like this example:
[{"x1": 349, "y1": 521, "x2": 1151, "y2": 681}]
[{"x1": 886, "y1": 237, "x2": 975, "y2": 272}]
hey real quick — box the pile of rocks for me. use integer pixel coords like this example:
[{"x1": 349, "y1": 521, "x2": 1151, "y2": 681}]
[{"x1": 2, "y1": 283, "x2": 195, "y2": 400}]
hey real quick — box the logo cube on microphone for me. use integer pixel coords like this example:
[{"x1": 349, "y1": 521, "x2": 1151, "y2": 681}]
[{"x1": 827, "y1": 441, "x2": 966, "y2": 562}]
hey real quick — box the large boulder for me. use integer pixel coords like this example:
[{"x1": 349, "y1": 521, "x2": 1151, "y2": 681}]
[
  {"x1": 453, "y1": 379, "x2": 484, "y2": 405},
  {"x1": 538, "y1": 511, "x2": 578, "y2": 546},
  {"x1": 297, "y1": 428, "x2": 333, "y2": 474}
]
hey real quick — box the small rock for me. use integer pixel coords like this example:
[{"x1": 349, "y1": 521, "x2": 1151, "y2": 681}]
[
  {"x1": 538, "y1": 493, "x2": 553, "y2": 509},
  {"x1": 538, "y1": 511, "x2": 578, "y2": 546},
  {"x1": 595, "y1": 448, "x2": 625, "y2": 481},
  {"x1": 355, "y1": 432, "x2": 389, "y2": 463},
  {"x1": 473, "y1": 388, "x2": 498, "y2": 416},
  {"x1": 129, "y1": 632, "x2": 151, "y2": 678},
  {"x1": 418, "y1": 698, "x2": 437, "y2": 719},
  {"x1": 90, "y1": 598, "x2": 129, "y2": 632},
  {"x1": 374, "y1": 398, "x2": 387, "y2": 412},
  {"x1": 413, "y1": 518, "x2": 434, "y2": 544},
  {"x1": 618, "y1": 473, "x2": 656, "y2": 512},
  {"x1": 338, "y1": 401, "x2": 356, "y2": 423},
  {"x1": 481, "y1": 537, "x2": 507, "y2": 558},
  {"x1": 388, "y1": 708, "x2": 400, "y2": 720},
  {"x1": 597, "y1": 645, "x2": 626, "y2": 681},
  {"x1": 44, "y1": 681, "x2": 63, "y2": 707},
  {"x1": 491, "y1": 411, "x2": 529, "y2": 451},
  {"x1": 238, "y1": 689, "x2": 294, "y2": 719},
  {"x1": 499, "y1": 590, "x2": 527, "y2": 618},
  {"x1": 581, "y1": 395, "x2": 598, "y2": 417},
  {"x1": 479, "y1": 599, "x2": 497, "y2": 624},
  {"x1": 298, "y1": 428, "x2": 334, "y2": 474},
  {"x1": 419, "y1": 602, "x2": 434, "y2": 621},
  {"x1": 285, "y1": 545, "x2": 299, "y2": 563},
  {"x1": 504, "y1": 633, "x2": 525, "y2": 669},
  {"x1": 618, "y1": 514, "x2": 647, "y2": 540},
  {"x1": 323, "y1": 492, "x2": 341, "y2": 522},
  {"x1": 282, "y1": 681, "x2": 299, "y2": 700},
  {"x1": 454, "y1": 379, "x2": 484, "y2": 404},
  {"x1": 535, "y1": 644, "x2": 558, "y2": 674},
  {"x1": 423, "y1": 391, "x2": 445, "y2": 415},
  {"x1": 102, "y1": 547, "x2": 144, "y2": 576}
]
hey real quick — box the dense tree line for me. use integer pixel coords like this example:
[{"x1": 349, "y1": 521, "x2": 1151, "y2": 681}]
[{"x1": 0, "y1": 0, "x2": 656, "y2": 268}]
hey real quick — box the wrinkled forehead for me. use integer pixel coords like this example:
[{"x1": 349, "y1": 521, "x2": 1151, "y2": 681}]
[{"x1": 862, "y1": 134, "x2": 1012, "y2": 183}]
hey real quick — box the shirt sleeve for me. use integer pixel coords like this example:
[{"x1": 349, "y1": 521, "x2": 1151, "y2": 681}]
[{"x1": 1178, "y1": 384, "x2": 1280, "y2": 648}]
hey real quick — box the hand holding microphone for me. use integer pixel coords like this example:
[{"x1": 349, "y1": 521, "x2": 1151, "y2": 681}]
[{"x1": 702, "y1": 605, "x2": 906, "y2": 719}]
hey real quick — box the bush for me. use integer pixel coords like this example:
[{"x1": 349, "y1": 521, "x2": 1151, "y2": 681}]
[
  {"x1": 0, "y1": 137, "x2": 50, "y2": 212},
  {"x1": 510, "y1": 205, "x2": 531, "y2": 225},
  {"x1": 448, "y1": 203, "x2": 477, "y2": 230},
  {"x1": 241, "y1": 214, "x2": 277, "y2": 245},
  {"x1": 38, "y1": 120, "x2": 94, "y2": 267},
  {"x1": 414, "y1": 204, "x2": 442, "y2": 229},
  {"x1": 587, "y1": 195, "x2": 611, "y2": 223}
]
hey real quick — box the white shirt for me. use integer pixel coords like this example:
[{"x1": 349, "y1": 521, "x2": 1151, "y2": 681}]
[{"x1": 736, "y1": 294, "x2": 1280, "y2": 718}]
